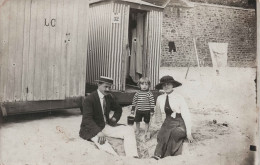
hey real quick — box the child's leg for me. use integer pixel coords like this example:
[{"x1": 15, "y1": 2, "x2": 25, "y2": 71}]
[
  {"x1": 144, "y1": 123, "x2": 149, "y2": 135},
  {"x1": 134, "y1": 111, "x2": 142, "y2": 134},
  {"x1": 136, "y1": 122, "x2": 140, "y2": 134},
  {"x1": 144, "y1": 123, "x2": 150, "y2": 134},
  {"x1": 144, "y1": 111, "x2": 151, "y2": 140}
]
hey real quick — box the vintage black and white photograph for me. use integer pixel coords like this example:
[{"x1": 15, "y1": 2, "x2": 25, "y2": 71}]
[{"x1": 0, "y1": 0, "x2": 259, "y2": 164}]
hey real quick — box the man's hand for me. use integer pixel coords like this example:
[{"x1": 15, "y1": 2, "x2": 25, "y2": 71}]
[
  {"x1": 109, "y1": 117, "x2": 117, "y2": 126},
  {"x1": 150, "y1": 112, "x2": 154, "y2": 116},
  {"x1": 97, "y1": 132, "x2": 106, "y2": 145}
]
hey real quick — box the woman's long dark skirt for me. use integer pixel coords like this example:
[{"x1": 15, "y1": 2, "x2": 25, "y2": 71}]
[{"x1": 154, "y1": 113, "x2": 186, "y2": 158}]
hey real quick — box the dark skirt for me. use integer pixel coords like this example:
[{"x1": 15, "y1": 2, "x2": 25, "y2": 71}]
[{"x1": 154, "y1": 113, "x2": 187, "y2": 158}]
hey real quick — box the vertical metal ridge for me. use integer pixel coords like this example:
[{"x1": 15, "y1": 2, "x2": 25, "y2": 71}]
[
  {"x1": 146, "y1": 10, "x2": 162, "y2": 89},
  {"x1": 107, "y1": 3, "x2": 114, "y2": 77}
]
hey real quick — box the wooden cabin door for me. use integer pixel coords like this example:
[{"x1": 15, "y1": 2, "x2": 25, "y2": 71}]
[{"x1": 125, "y1": 9, "x2": 147, "y2": 88}]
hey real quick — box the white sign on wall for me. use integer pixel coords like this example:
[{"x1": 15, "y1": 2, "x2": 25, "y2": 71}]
[
  {"x1": 112, "y1": 12, "x2": 121, "y2": 24},
  {"x1": 208, "y1": 42, "x2": 228, "y2": 68}
]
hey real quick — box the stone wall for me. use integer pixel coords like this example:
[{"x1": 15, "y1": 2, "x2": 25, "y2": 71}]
[
  {"x1": 161, "y1": 2, "x2": 256, "y2": 67},
  {"x1": 189, "y1": 0, "x2": 255, "y2": 8}
]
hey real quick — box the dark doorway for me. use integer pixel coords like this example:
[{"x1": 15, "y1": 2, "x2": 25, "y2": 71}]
[{"x1": 126, "y1": 8, "x2": 147, "y2": 88}]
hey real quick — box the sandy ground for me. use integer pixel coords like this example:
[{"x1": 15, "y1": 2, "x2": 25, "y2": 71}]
[{"x1": 0, "y1": 67, "x2": 258, "y2": 165}]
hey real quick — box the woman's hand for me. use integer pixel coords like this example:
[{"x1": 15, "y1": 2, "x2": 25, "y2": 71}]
[
  {"x1": 187, "y1": 134, "x2": 194, "y2": 143},
  {"x1": 111, "y1": 117, "x2": 116, "y2": 122}
]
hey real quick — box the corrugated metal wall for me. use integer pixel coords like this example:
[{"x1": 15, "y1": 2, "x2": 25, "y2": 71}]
[
  {"x1": 0, "y1": 0, "x2": 89, "y2": 102},
  {"x1": 87, "y1": 2, "x2": 129, "y2": 91},
  {"x1": 146, "y1": 10, "x2": 162, "y2": 89}
]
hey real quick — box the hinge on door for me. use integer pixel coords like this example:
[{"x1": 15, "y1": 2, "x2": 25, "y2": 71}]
[{"x1": 26, "y1": 87, "x2": 29, "y2": 94}]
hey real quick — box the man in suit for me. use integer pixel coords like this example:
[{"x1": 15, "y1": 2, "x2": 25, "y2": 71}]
[{"x1": 79, "y1": 76, "x2": 139, "y2": 158}]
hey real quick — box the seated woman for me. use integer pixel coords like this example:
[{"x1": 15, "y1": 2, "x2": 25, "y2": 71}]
[{"x1": 152, "y1": 75, "x2": 194, "y2": 160}]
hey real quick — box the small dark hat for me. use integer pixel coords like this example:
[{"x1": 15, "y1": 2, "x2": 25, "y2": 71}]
[
  {"x1": 95, "y1": 76, "x2": 114, "y2": 85},
  {"x1": 155, "y1": 75, "x2": 182, "y2": 90}
]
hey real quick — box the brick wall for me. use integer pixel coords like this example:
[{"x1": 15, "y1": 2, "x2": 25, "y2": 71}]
[{"x1": 161, "y1": 2, "x2": 256, "y2": 67}]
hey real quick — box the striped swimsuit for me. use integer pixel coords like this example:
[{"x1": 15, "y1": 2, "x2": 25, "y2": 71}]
[{"x1": 132, "y1": 90, "x2": 155, "y2": 112}]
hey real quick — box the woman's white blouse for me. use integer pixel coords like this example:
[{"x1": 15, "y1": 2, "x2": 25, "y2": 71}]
[{"x1": 155, "y1": 91, "x2": 192, "y2": 135}]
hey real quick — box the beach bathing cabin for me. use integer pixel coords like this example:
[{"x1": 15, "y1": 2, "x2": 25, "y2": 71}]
[
  {"x1": 86, "y1": 0, "x2": 169, "y2": 91},
  {"x1": 0, "y1": 0, "x2": 89, "y2": 116}
]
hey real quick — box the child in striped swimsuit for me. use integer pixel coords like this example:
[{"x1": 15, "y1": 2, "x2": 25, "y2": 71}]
[{"x1": 131, "y1": 77, "x2": 155, "y2": 140}]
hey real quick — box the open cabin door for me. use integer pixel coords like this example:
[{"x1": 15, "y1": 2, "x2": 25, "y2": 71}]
[{"x1": 125, "y1": 9, "x2": 148, "y2": 89}]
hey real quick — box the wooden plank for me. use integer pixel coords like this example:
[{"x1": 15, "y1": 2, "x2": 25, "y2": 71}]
[
  {"x1": 59, "y1": 0, "x2": 67, "y2": 99},
  {"x1": 69, "y1": 0, "x2": 80, "y2": 97},
  {"x1": 14, "y1": 0, "x2": 26, "y2": 101},
  {"x1": 53, "y1": 0, "x2": 64, "y2": 99},
  {"x1": 150, "y1": 11, "x2": 156, "y2": 88},
  {"x1": 117, "y1": 4, "x2": 125, "y2": 91},
  {"x1": 2, "y1": 97, "x2": 83, "y2": 116},
  {"x1": 6, "y1": 0, "x2": 18, "y2": 101},
  {"x1": 152, "y1": 11, "x2": 158, "y2": 88},
  {"x1": 65, "y1": 0, "x2": 74, "y2": 97},
  {"x1": 81, "y1": 0, "x2": 89, "y2": 96},
  {"x1": 27, "y1": 0, "x2": 38, "y2": 101},
  {"x1": 121, "y1": 5, "x2": 129, "y2": 91},
  {"x1": 77, "y1": 0, "x2": 88, "y2": 96},
  {"x1": 46, "y1": 0, "x2": 57, "y2": 100},
  {"x1": 0, "y1": 0, "x2": 10, "y2": 102},
  {"x1": 21, "y1": 0, "x2": 31, "y2": 101},
  {"x1": 143, "y1": 11, "x2": 148, "y2": 78},
  {"x1": 48, "y1": 0, "x2": 60, "y2": 100},
  {"x1": 33, "y1": 0, "x2": 45, "y2": 100},
  {"x1": 40, "y1": 0, "x2": 50, "y2": 100}
]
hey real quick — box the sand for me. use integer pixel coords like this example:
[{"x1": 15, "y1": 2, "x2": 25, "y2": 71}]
[{"x1": 0, "y1": 67, "x2": 258, "y2": 165}]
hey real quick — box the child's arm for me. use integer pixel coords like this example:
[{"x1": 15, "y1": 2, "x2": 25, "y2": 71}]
[
  {"x1": 149, "y1": 92, "x2": 155, "y2": 115},
  {"x1": 131, "y1": 106, "x2": 135, "y2": 115},
  {"x1": 131, "y1": 92, "x2": 138, "y2": 115}
]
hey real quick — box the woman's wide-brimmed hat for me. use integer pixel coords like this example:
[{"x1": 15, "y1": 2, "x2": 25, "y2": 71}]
[
  {"x1": 95, "y1": 76, "x2": 114, "y2": 85},
  {"x1": 155, "y1": 75, "x2": 182, "y2": 90}
]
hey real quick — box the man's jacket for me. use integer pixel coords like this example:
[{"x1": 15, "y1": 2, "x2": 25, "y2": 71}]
[{"x1": 79, "y1": 91, "x2": 122, "y2": 140}]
